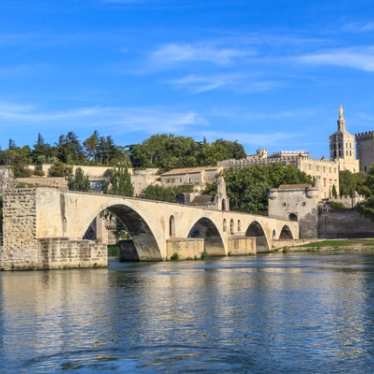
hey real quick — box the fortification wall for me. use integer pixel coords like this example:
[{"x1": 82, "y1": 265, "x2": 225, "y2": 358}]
[{"x1": 318, "y1": 209, "x2": 374, "y2": 238}]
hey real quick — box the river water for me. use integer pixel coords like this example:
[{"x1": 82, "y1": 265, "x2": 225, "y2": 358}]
[{"x1": 0, "y1": 253, "x2": 374, "y2": 373}]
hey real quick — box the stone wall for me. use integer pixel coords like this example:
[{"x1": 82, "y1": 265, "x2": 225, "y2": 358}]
[
  {"x1": 0, "y1": 167, "x2": 13, "y2": 194},
  {"x1": 0, "y1": 188, "x2": 107, "y2": 270},
  {"x1": 166, "y1": 238, "x2": 205, "y2": 260},
  {"x1": 318, "y1": 209, "x2": 374, "y2": 238},
  {"x1": 39, "y1": 238, "x2": 107, "y2": 269},
  {"x1": 1, "y1": 188, "x2": 40, "y2": 269},
  {"x1": 227, "y1": 236, "x2": 256, "y2": 255},
  {"x1": 16, "y1": 177, "x2": 68, "y2": 190}
]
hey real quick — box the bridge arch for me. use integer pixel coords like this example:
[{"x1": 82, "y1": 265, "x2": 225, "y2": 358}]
[
  {"x1": 83, "y1": 204, "x2": 162, "y2": 261},
  {"x1": 187, "y1": 217, "x2": 225, "y2": 256},
  {"x1": 245, "y1": 221, "x2": 270, "y2": 253},
  {"x1": 279, "y1": 225, "x2": 293, "y2": 240}
]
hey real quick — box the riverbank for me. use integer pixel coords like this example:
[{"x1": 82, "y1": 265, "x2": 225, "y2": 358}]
[{"x1": 279, "y1": 238, "x2": 374, "y2": 253}]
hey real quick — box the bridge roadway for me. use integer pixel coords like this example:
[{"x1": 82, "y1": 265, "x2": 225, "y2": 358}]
[{"x1": 1, "y1": 187, "x2": 298, "y2": 269}]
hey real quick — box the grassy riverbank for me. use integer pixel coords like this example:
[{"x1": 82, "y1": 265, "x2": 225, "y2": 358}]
[{"x1": 283, "y1": 238, "x2": 374, "y2": 253}]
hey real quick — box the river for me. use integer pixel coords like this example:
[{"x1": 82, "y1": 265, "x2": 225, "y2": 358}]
[{"x1": 0, "y1": 253, "x2": 374, "y2": 373}]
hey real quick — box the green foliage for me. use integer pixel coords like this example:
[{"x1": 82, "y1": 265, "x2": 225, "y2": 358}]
[
  {"x1": 200, "y1": 250, "x2": 208, "y2": 260},
  {"x1": 355, "y1": 167, "x2": 374, "y2": 220},
  {"x1": 32, "y1": 133, "x2": 55, "y2": 164},
  {"x1": 130, "y1": 134, "x2": 245, "y2": 170},
  {"x1": 104, "y1": 164, "x2": 134, "y2": 197},
  {"x1": 358, "y1": 197, "x2": 374, "y2": 219},
  {"x1": 329, "y1": 201, "x2": 345, "y2": 210},
  {"x1": 107, "y1": 244, "x2": 120, "y2": 257},
  {"x1": 331, "y1": 184, "x2": 338, "y2": 199},
  {"x1": 170, "y1": 253, "x2": 179, "y2": 261},
  {"x1": 141, "y1": 184, "x2": 193, "y2": 203},
  {"x1": 0, "y1": 140, "x2": 32, "y2": 177},
  {"x1": 68, "y1": 168, "x2": 90, "y2": 192},
  {"x1": 339, "y1": 170, "x2": 367, "y2": 197},
  {"x1": 33, "y1": 163, "x2": 45, "y2": 176},
  {"x1": 221, "y1": 164, "x2": 312, "y2": 214},
  {"x1": 48, "y1": 161, "x2": 73, "y2": 177}
]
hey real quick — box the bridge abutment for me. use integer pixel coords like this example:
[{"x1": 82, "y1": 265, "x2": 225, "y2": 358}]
[{"x1": 0, "y1": 188, "x2": 107, "y2": 270}]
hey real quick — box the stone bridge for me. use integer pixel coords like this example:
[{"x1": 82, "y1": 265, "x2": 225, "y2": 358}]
[{"x1": 0, "y1": 188, "x2": 298, "y2": 270}]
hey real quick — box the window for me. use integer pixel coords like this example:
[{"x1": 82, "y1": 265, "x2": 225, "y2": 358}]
[
  {"x1": 169, "y1": 216, "x2": 175, "y2": 237},
  {"x1": 237, "y1": 220, "x2": 241, "y2": 232},
  {"x1": 230, "y1": 219, "x2": 234, "y2": 234}
]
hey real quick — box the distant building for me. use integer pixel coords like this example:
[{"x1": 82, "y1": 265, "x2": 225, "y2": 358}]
[
  {"x1": 218, "y1": 150, "x2": 338, "y2": 200},
  {"x1": 356, "y1": 131, "x2": 374, "y2": 173},
  {"x1": 160, "y1": 166, "x2": 223, "y2": 191},
  {"x1": 218, "y1": 149, "x2": 310, "y2": 168},
  {"x1": 329, "y1": 105, "x2": 359, "y2": 173}
]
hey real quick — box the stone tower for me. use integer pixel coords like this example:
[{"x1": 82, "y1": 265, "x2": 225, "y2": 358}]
[
  {"x1": 329, "y1": 105, "x2": 359, "y2": 173},
  {"x1": 216, "y1": 174, "x2": 230, "y2": 211}
]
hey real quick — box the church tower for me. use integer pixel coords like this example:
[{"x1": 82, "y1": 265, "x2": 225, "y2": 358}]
[{"x1": 329, "y1": 105, "x2": 359, "y2": 173}]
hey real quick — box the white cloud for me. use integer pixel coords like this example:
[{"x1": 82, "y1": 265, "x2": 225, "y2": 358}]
[
  {"x1": 169, "y1": 73, "x2": 278, "y2": 93},
  {"x1": 150, "y1": 42, "x2": 254, "y2": 66},
  {"x1": 0, "y1": 102, "x2": 205, "y2": 134},
  {"x1": 297, "y1": 47, "x2": 374, "y2": 72},
  {"x1": 343, "y1": 22, "x2": 374, "y2": 33}
]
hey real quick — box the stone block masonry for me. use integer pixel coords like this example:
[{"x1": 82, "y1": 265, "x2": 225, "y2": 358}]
[
  {"x1": 227, "y1": 236, "x2": 256, "y2": 255},
  {"x1": 0, "y1": 188, "x2": 107, "y2": 270},
  {"x1": 166, "y1": 238, "x2": 205, "y2": 260}
]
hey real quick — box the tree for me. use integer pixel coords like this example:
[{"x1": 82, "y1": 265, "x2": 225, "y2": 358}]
[
  {"x1": 56, "y1": 132, "x2": 85, "y2": 164},
  {"x1": 32, "y1": 133, "x2": 55, "y2": 164},
  {"x1": 48, "y1": 161, "x2": 73, "y2": 177},
  {"x1": 129, "y1": 134, "x2": 246, "y2": 170},
  {"x1": 141, "y1": 185, "x2": 193, "y2": 203},
  {"x1": 207, "y1": 164, "x2": 312, "y2": 214},
  {"x1": 104, "y1": 164, "x2": 134, "y2": 196},
  {"x1": 83, "y1": 131, "x2": 99, "y2": 162},
  {"x1": 339, "y1": 170, "x2": 367, "y2": 197},
  {"x1": 68, "y1": 168, "x2": 90, "y2": 191},
  {"x1": 331, "y1": 184, "x2": 338, "y2": 199}
]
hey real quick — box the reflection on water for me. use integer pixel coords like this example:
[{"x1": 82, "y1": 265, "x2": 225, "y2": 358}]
[{"x1": 1, "y1": 254, "x2": 374, "y2": 373}]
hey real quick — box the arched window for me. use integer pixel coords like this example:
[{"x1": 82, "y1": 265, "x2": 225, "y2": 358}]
[
  {"x1": 223, "y1": 219, "x2": 227, "y2": 232},
  {"x1": 230, "y1": 219, "x2": 234, "y2": 234},
  {"x1": 169, "y1": 215, "x2": 175, "y2": 237},
  {"x1": 222, "y1": 199, "x2": 226, "y2": 211},
  {"x1": 237, "y1": 220, "x2": 241, "y2": 232},
  {"x1": 289, "y1": 213, "x2": 298, "y2": 222},
  {"x1": 272, "y1": 229, "x2": 276, "y2": 238}
]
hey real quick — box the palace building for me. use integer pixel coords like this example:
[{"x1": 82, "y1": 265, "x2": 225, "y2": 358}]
[{"x1": 329, "y1": 105, "x2": 359, "y2": 173}]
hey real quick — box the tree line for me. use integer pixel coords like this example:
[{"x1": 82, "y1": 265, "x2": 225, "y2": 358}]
[{"x1": 0, "y1": 132, "x2": 246, "y2": 177}]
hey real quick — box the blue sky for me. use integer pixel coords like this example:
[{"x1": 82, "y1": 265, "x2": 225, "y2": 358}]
[{"x1": 1, "y1": 0, "x2": 374, "y2": 157}]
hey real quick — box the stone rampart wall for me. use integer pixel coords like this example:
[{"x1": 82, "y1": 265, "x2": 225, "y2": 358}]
[{"x1": 318, "y1": 209, "x2": 374, "y2": 238}]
